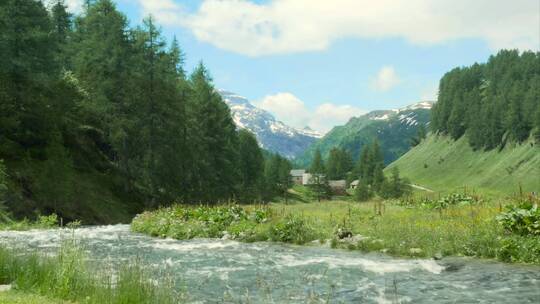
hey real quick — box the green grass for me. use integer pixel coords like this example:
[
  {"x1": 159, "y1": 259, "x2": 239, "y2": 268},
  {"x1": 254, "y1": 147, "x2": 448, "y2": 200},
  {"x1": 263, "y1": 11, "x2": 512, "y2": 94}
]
[
  {"x1": 0, "y1": 290, "x2": 74, "y2": 304},
  {"x1": 0, "y1": 239, "x2": 182, "y2": 304},
  {"x1": 132, "y1": 197, "x2": 540, "y2": 264},
  {"x1": 0, "y1": 214, "x2": 61, "y2": 231},
  {"x1": 387, "y1": 134, "x2": 540, "y2": 196}
]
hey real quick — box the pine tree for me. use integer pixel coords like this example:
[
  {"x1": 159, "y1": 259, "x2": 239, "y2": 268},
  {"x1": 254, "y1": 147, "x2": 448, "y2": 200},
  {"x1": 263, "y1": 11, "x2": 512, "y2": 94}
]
[
  {"x1": 51, "y1": 0, "x2": 72, "y2": 68},
  {"x1": 237, "y1": 129, "x2": 264, "y2": 203},
  {"x1": 354, "y1": 179, "x2": 372, "y2": 202},
  {"x1": 0, "y1": 0, "x2": 57, "y2": 155},
  {"x1": 277, "y1": 157, "x2": 292, "y2": 204},
  {"x1": 189, "y1": 63, "x2": 239, "y2": 203},
  {"x1": 310, "y1": 149, "x2": 327, "y2": 202}
]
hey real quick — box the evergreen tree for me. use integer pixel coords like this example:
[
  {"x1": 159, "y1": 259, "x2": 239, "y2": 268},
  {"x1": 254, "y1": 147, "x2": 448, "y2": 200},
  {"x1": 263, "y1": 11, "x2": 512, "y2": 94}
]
[
  {"x1": 309, "y1": 149, "x2": 327, "y2": 202},
  {"x1": 410, "y1": 124, "x2": 427, "y2": 147},
  {"x1": 237, "y1": 129, "x2": 264, "y2": 203},
  {"x1": 50, "y1": 0, "x2": 72, "y2": 68},
  {"x1": 326, "y1": 148, "x2": 353, "y2": 180},
  {"x1": 277, "y1": 157, "x2": 292, "y2": 203},
  {"x1": 431, "y1": 50, "x2": 539, "y2": 149},
  {"x1": 189, "y1": 63, "x2": 239, "y2": 203},
  {"x1": 0, "y1": 0, "x2": 57, "y2": 156},
  {"x1": 354, "y1": 179, "x2": 372, "y2": 202}
]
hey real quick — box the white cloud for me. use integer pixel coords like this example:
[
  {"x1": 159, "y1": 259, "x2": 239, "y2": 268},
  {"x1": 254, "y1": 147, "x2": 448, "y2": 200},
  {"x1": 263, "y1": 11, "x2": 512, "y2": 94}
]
[
  {"x1": 44, "y1": 0, "x2": 83, "y2": 13},
  {"x1": 371, "y1": 66, "x2": 400, "y2": 92},
  {"x1": 138, "y1": 0, "x2": 184, "y2": 26},
  {"x1": 256, "y1": 92, "x2": 366, "y2": 134},
  {"x1": 142, "y1": 0, "x2": 539, "y2": 56}
]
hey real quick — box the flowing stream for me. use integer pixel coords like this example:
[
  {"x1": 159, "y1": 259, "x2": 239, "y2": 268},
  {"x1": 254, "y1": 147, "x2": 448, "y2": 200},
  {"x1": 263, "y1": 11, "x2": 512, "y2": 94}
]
[{"x1": 0, "y1": 225, "x2": 539, "y2": 303}]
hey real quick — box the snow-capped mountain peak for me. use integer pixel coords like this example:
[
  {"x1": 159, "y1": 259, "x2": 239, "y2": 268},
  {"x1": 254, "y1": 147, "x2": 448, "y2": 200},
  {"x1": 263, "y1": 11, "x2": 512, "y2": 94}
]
[
  {"x1": 371, "y1": 101, "x2": 434, "y2": 121},
  {"x1": 218, "y1": 90, "x2": 320, "y2": 158}
]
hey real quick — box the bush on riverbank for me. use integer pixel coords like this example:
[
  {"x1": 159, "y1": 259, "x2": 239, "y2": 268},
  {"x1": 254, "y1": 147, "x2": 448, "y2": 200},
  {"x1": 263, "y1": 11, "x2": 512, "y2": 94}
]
[
  {"x1": 0, "y1": 239, "x2": 182, "y2": 304},
  {"x1": 131, "y1": 204, "x2": 321, "y2": 244}
]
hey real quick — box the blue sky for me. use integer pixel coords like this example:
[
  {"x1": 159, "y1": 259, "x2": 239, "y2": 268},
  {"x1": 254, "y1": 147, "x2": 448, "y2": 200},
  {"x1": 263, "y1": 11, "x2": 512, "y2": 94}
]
[{"x1": 66, "y1": 0, "x2": 539, "y2": 133}]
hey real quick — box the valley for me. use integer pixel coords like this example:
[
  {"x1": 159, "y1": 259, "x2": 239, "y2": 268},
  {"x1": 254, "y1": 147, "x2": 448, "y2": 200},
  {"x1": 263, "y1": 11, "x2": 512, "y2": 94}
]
[{"x1": 0, "y1": 0, "x2": 538, "y2": 303}]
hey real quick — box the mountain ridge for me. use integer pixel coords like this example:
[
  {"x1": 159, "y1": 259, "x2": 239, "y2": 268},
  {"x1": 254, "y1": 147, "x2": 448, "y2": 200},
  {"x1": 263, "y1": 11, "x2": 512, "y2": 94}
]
[
  {"x1": 295, "y1": 101, "x2": 433, "y2": 166},
  {"x1": 219, "y1": 90, "x2": 321, "y2": 158}
]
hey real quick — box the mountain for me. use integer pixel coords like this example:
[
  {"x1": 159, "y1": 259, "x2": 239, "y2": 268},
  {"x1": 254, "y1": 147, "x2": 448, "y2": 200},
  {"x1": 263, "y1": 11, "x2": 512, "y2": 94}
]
[
  {"x1": 295, "y1": 102, "x2": 432, "y2": 167},
  {"x1": 219, "y1": 90, "x2": 322, "y2": 158},
  {"x1": 387, "y1": 134, "x2": 540, "y2": 195}
]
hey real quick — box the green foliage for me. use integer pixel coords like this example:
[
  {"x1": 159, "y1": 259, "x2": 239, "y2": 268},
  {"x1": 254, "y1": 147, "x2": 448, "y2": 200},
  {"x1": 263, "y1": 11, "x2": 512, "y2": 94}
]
[
  {"x1": 432, "y1": 50, "x2": 540, "y2": 149},
  {"x1": 379, "y1": 167, "x2": 411, "y2": 199},
  {"x1": 262, "y1": 153, "x2": 292, "y2": 202},
  {"x1": 0, "y1": 241, "x2": 181, "y2": 303},
  {"x1": 131, "y1": 205, "x2": 271, "y2": 240},
  {"x1": 497, "y1": 201, "x2": 540, "y2": 236},
  {"x1": 237, "y1": 129, "x2": 265, "y2": 203},
  {"x1": 397, "y1": 193, "x2": 479, "y2": 210},
  {"x1": 268, "y1": 214, "x2": 317, "y2": 244},
  {"x1": 132, "y1": 205, "x2": 320, "y2": 245},
  {"x1": 325, "y1": 147, "x2": 353, "y2": 180},
  {"x1": 0, "y1": 0, "x2": 270, "y2": 222},
  {"x1": 354, "y1": 180, "x2": 372, "y2": 202}
]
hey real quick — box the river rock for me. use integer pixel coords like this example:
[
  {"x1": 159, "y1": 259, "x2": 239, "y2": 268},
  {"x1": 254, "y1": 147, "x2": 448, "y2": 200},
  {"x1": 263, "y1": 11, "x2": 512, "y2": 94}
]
[
  {"x1": 338, "y1": 234, "x2": 367, "y2": 245},
  {"x1": 221, "y1": 231, "x2": 231, "y2": 240},
  {"x1": 0, "y1": 285, "x2": 11, "y2": 292},
  {"x1": 336, "y1": 228, "x2": 353, "y2": 239}
]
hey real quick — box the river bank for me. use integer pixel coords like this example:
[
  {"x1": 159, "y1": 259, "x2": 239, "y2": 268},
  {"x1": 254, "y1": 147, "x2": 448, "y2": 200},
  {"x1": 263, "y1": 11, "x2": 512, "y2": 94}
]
[
  {"x1": 131, "y1": 196, "x2": 540, "y2": 264},
  {"x1": 0, "y1": 225, "x2": 539, "y2": 303},
  {"x1": 0, "y1": 236, "x2": 182, "y2": 304}
]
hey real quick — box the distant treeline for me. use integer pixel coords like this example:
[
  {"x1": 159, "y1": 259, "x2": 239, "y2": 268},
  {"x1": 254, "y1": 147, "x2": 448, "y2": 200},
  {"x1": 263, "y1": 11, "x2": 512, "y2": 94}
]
[
  {"x1": 0, "y1": 0, "x2": 286, "y2": 216},
  {"x1": 431, "y1": 50, "x2": 540, "y2": 149}
]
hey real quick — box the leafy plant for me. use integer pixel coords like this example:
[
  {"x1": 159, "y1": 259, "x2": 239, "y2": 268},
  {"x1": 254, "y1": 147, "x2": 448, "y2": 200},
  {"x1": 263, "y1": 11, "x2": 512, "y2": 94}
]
[
  {"x1": 497, "y1": 202, "x2": 540, "y2": 236},
  {"x1": 268, "y1": 214, "x2": 317, "y2": 244}
]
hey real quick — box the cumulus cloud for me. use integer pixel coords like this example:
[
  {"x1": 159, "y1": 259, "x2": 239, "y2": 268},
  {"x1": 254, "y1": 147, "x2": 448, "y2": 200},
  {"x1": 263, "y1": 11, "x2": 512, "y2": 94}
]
[
  {"x1": 140, "y1": 0, "x2": 539, "y2": 56},
  {"x1": 44, "y1": 0, "x2": 83, "y2": 13},
  {"x1": 255, "y1": 93, "x2": 366, "y2": 134},
  {"x1": 371, "y1": 66, "x2": 400, "y2": 92}
]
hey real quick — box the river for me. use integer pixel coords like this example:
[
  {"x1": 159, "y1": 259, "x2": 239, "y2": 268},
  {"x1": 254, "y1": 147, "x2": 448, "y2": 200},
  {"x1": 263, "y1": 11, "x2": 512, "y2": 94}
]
[{"x1": 0, "y1": 225, "x2": 539, "y2": 303}]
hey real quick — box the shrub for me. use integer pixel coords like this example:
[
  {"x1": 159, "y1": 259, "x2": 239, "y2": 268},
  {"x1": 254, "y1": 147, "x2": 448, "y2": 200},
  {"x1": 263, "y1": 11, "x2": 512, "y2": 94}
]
[
  {"x1": 268, "y1": 215, "x2": 317, "y2": 244},
  {"x1": 497, "y1": 202, "x2": 540, "y2": 236}
]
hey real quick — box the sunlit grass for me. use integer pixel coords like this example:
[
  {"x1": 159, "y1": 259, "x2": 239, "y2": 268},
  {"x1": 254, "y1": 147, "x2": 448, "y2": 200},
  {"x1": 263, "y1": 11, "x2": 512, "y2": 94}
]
[
  {"x1": 133, "y1": 196, "x2": 540, "y2": 264},
  {"x1": 0, "y1": 239, "x2": 182, "y2": 304}
]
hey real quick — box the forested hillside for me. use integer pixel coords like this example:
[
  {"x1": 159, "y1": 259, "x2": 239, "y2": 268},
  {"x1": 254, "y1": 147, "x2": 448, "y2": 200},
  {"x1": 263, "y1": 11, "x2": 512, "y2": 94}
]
[
  {"x1": 295, "y1": 103, "x2": 431, "y2": 167},
  {"x1": 0, "y1": 0, "x2": 285, "y2": 223},
  {"x1": 431, "y1": 50, "x2": 540, "y2": 148},
  {"x1": 390, "y1": 50, "x2": 540, "y2": 195}
]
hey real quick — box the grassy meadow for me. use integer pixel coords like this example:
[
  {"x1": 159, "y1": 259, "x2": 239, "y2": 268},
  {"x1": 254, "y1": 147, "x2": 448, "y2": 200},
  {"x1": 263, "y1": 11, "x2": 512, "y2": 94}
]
[{"x1": 132, "y1": 191, "x2": 540, "y2": 264}]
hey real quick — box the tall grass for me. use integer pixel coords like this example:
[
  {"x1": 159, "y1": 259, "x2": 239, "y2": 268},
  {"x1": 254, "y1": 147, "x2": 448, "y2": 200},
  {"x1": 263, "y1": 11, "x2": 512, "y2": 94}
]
[{"x1": 0, "y1": 238, "x2": 182, "y2": 304}]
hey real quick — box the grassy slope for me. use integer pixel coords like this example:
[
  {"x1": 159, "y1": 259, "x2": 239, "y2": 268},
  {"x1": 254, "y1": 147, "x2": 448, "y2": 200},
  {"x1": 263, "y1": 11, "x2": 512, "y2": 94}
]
[{"x1": 387, "y1": 134, "x2": 540, "y2": 196}]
